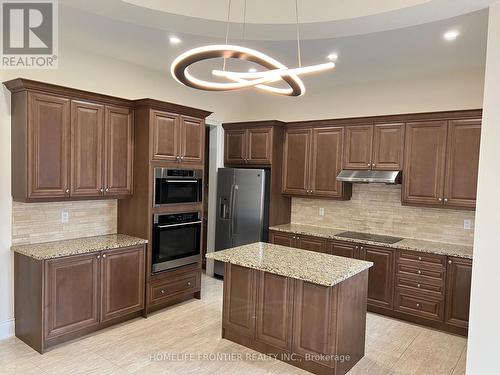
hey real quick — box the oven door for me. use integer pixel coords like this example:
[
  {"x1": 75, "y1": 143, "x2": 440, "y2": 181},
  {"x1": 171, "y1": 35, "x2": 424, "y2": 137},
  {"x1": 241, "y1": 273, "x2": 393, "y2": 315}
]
[
  {"x1": 155, "y1": 178, "x2": 201, "y2": 206},
  {"x1": 152, "y1": 220, "x2": 202, "y2": 272}
]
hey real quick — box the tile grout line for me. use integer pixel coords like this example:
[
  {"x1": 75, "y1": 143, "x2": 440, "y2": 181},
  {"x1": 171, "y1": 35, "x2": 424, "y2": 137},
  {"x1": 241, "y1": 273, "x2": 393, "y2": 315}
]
[{"x1": 451, "y1": 344, "x2": 467, "y2": 375}]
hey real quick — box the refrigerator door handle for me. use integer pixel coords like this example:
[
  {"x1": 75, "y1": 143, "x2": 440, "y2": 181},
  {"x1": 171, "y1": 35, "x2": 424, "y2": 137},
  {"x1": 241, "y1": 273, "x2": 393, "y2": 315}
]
[{"x1": 229, "y1": 184, "x2": 239, "y2": 238}]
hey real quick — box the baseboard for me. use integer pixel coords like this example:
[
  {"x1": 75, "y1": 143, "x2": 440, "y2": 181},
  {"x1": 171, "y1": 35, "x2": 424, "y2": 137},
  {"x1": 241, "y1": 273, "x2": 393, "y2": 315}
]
[{"x1": 0, "y1": 318, "x2": 15, "y2": 340}]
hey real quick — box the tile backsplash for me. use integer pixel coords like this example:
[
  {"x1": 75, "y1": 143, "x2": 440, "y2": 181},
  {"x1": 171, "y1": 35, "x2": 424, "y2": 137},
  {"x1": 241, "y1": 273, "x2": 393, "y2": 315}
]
[
  {"x1": 12, "y1": 200, "x2": 117, "y2": 245},
  {"x1": 291, "y1": 184, "x2": 475, "y2": 246}
]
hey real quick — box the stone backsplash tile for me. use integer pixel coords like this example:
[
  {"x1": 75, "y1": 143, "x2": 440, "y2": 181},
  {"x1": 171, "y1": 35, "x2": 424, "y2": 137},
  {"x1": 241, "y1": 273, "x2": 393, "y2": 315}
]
[
  {"x1": 291, "y1": 184, "x2": 475, "y2": 246},
  {"x1": 12, "y1": 200, "x2": 117, "y2": 245}
]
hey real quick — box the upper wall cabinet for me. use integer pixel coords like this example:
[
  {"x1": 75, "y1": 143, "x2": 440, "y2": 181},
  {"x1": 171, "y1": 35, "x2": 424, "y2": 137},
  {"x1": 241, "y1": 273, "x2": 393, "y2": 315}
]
[
  {"x1": 344, "y1": 123, "x2": 404, "y2": 170},
  {"x1": 6, "y1": 79, "x2": 134, "y2": 201},
  {"x1": 224, "y1": 126, "x2": 273, "y2": 166},
  {"x1": 151, "y1": 110, "x2": 205, "y2": 165},
  {"x1": 403, "y1": 119, "x2": 481, "y2": 209},
  {"x1": 283, "y1": 126, "x2": 351, "y2": 200}
]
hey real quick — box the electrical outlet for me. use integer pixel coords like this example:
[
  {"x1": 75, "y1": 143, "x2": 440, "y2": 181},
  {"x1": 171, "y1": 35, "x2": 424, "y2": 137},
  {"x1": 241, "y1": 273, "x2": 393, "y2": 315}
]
[
  {"x1": 464, "y1": 219, "x2": 472, "y2": 230},
  {"x1": 319, "y1": 208, "x2": 325, "y2": 216},
  {"x1": 61, "y1": 211, "x2": 69, "y2": 224}
]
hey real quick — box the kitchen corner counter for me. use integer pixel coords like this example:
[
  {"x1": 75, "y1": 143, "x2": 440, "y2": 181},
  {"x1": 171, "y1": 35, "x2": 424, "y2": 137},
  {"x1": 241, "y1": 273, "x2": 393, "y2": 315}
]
[
  {"x1": 11, "y1": 234, "x2": 148, "y2": 260},
  {"x1": 206, "y1": 242, "x2": 373, "y2": 287},
  {"x1": 269, "y1": 223, "x2": 473, "y2": 259}
]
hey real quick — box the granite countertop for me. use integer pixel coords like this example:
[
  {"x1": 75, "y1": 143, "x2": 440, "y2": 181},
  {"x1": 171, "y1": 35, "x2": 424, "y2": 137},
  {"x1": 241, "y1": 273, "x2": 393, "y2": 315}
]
[
  {"x1": 269, "y1": 223, "x2": 473, "y2": 259},
  {"x1": 11, "y1": 234, "x2": 148, "y2": 260},
  {"x1": 206, "y1": 242, "x2": 373, "y2": 287}
]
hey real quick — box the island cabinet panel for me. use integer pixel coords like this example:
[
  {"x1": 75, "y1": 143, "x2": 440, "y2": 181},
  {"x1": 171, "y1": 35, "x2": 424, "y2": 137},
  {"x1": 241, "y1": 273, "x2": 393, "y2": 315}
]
[
  {"x1": 343, "y1": 125, "x2": 373, "y2": 170},
  {"x1": 282, "y1": 128, "x2": 311, "y2": 195},
  {"x1": 224, "y1": 129, "x2": 247, "y2": 164},
  {"x1": 100, "y1": 246, "x2": 145, "y2": 322},
  {"x1": 28, "y1": 92, "x2": 71, "y2": 199},
  {"x1": 372, "y1": 123, "x2": 405, "y2": 170},
  {"x1": 151, "y1": 110, "x2": 179, "y2": 162},
  {"x1": 359, "y1": 245, "x2": 395, "y2": 310},
  {"x1": 44, "y1": 253, "x2": 100, "y2": 341},
  {"x1": 403, "y1": 121, "x2": 448, "y2": 207},
  {"x1": 255, "y1": 272, "x2": 293, "y2": 351},
  {"x1": 445, "y1": 257, "x2": 472, "y2": 329},
  {"x1": 104, "y1": 106, "x2": 134, "y2": 196},
  {"x1": 70, "y1": 100, "x2": 104, "y2": 197},
  {"x1": 443, "y1": 119, "x2": 481, "y2": 209},
  {"x1": 223, "y1": 264, "x2": 257, "y2": 338},
  {"x1": 310, "y1": 127, "x2": 345, "y2": 198},
  {"x1": 180, "y1": 116, "x2": 204, "y2": 164}
]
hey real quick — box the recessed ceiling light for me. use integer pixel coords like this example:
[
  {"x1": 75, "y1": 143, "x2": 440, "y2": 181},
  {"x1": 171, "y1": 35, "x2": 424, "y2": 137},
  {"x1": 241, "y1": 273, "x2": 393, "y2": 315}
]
[
  {"x1": 248, "y1": 68, "x2": 257, "y2": 73},
  {"x1": 443, "y1": 30, "x2": 459, "y2": 41},
  {"x1": 327, "y1": 52, "x2": 338, "y2": 61},
  {"x1": 169, "y1": 36, "x2": 181, "y2": 45}
]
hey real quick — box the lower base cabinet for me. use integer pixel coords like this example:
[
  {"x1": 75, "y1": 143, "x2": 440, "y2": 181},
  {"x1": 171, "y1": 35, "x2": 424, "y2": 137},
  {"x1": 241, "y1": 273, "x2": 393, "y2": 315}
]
[
  {"x1": 445, "y1": 257, "x2": 472, "y2": 329},
  {"x1": 15, "y1": 245, "x2": 146, "y2": 353}
]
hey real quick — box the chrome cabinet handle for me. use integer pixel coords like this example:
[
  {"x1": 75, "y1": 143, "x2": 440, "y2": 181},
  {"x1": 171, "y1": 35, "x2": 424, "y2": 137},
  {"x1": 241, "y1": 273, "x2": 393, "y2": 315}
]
[
  {"x1": 448, "y1": 260, "x2": 452, "y2": 264},
  {"x1": 417, "y1": 270, "x2": 421, "y2": 274},
  {"x1": 100, "y1": 188, "x2": 104, "y2": 193},
  {"x1": 161, "y1": 289, "x2": 165, "y2": 294},
  {"x1": 418, "y1": 256, "x2": 422, "y2": 261},
  {"x1": 367, "y1": 163, "x2": 371, "y2": 167},
  {"x1": 65, "y1": 188, "x2": 69, "y2": 193},
  {"x1": 355, "y1": 246, "x2": 359, "y2": 249},
  {"x1": 372, "y1": 163, "x2": 376, "y2": 167},
  {"x1": 416, "y1": 303, "x2": 420, "y2": 308},
  {"x1": 444, "y1": 198, "x2": 448, "y2": 203},
  {"x1": 105, "y1": 188, "x2": 109, "y2": 192},
  {"x1": 187, "y1": 282, "x2": 192, "y2": 286},
  {"x1": 102, "y1": 254, "x2": 106, "y2": 259},
  {"x1": 438, "y1": 197, "x2": 442, "y2": 202},
  {"x1": 417, "y1": 284, "x2": 421, "y2": 288},
  {"x1": 97, "y1": 254, "x2": 100, "y2": 259},
  {"x1": 360, "y1": 246, "x2": 364, "y2": 250}
]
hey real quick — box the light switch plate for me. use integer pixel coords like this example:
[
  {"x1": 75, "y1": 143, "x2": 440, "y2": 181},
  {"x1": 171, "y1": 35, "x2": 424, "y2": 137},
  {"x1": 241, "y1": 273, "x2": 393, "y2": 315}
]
[
  {"x1": 319, "y1": 208, "x2": 325, "y2": 216},
  {"x1": 61, "y1": 211, "x2": 69, "y2": 224},
  {"x1": 464, "y1": 219, "x2": 472, "y2": 230}
]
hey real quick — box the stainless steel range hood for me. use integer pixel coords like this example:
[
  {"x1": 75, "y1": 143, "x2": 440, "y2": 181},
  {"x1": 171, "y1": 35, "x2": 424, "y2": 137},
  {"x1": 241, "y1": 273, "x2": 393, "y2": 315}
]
[{"x1": 336, "y1": 170, "x2": 401, "y2": 184}]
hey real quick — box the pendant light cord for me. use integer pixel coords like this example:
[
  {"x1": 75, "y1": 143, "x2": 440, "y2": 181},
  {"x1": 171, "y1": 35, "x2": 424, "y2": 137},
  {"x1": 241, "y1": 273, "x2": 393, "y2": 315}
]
[
  {"x1": 223, "y1": 0, "x2": 233, "y2": 70},
  {"x1": 295, "y1": 0, "x2": 302, "y2": 67},
  {"x1": 242, "y1": 0, "x2": 247, "y2": 40}
]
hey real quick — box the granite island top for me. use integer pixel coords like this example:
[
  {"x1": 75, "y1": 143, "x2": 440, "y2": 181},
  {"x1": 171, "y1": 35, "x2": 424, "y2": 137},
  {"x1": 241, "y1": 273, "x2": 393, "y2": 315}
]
[
  {"x1": 11, "y1": 234, "x2": 148, "y2": 260},
  {"x1": 206, "y1": 242, "x2": 373, "y2": 287},
  {"x1": 269, "y1": 223, "x2": 473, "y2": 259}
]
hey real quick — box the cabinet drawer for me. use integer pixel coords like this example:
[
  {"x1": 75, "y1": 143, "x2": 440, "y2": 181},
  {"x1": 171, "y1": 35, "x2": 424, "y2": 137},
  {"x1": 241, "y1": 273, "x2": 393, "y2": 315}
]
[
  {"x1": 150, "y1": 271, "x2": 200, "y2": 304},
  {"x1": 397, "y1": 250, "x2": 446, "y2": 269},
  {"x1": 395, "y1": 276, "x2": 445, "y2": 297},
  {"x1": 396, "y1": 263, "x2": 445, "y2": 284},
  {"x1": 394, "y1": 289, "x2": 444, "y2": 321}
]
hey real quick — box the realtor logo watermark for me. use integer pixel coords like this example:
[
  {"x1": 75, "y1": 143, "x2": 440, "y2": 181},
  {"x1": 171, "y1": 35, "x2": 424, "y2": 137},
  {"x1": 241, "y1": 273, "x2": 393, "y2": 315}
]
[{"x1": 1, "y1": 0, "x2": 58, "y2": 68}]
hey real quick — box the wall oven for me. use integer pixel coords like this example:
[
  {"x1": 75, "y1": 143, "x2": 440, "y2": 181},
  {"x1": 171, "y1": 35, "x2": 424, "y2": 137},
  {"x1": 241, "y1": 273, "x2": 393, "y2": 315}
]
[
  {"x1": 154, "y1": 168, "x2": 202, "y2": 207},
  {"x1": 152, "y1": 212, "x2": 201, "y2": 273}
]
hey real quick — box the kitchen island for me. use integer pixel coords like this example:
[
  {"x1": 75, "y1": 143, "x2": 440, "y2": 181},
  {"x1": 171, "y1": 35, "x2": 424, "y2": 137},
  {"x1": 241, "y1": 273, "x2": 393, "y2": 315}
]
[{"x1": 206, "y1": 242, "x2": 373, "y2": 375}]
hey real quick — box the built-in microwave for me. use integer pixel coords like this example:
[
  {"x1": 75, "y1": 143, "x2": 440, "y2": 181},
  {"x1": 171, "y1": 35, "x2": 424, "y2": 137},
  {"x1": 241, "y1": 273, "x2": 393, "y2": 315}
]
[
  {"x1": 154, "y1": 168, "x2": 202, "y2": 207},
  {"x1": 152, "y1": 212, "x2": 202, "y2": 273}
]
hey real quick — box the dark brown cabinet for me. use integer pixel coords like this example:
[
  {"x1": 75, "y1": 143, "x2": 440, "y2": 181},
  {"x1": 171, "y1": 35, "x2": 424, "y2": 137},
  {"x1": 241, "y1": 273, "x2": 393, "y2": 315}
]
[
  {"x1": 14, "y1": 244, "x2": 146, "y2": 353},
  {"x1": 283, "y1": 127, "x2": 350, "y2": 199},
  {"x1": 403, "y1": 119, "x2": 481, "y2": 209},
  {"x1": 224, "y1": 126, "x2": 273, "y2": 166},
  {"x1": 330, "y1": 241, "x2": 359, "y2": 258},
  {"x1": 151, "y1": 110, "x2": 178, "y2": 162},
  {"x1": 71, "y1": 100, "x2": 104, "y2": 197},
  {"x1": 28, "y1": 92, "x2": 71, "y2": 199},
  {"x1": 180, "y1": 116, "x2": 205, "y2": 164},
  {"x1": 359, "y1": 245, "x2": 395, "y2": 310},
  {"x1": 445, "y1": 257, "x2": 472, "y2": 329},
  {"x1": 343, "y1": 125, "x2": 373, "y2": 170},
  {"x1": 269, "y1": 230, "x2": 326, "y2": 253},
  {"x1": 100, "y1": 246, "x2": 145, "y2": 322},
  {"x1": 269, "y1": 230, "x2": 296, "y2": 247}
]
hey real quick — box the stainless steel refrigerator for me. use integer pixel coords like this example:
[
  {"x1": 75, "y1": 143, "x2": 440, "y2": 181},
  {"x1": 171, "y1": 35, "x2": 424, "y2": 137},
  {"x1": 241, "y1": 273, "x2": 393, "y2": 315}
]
[{"x1": 214, "y1": 168, "x2": 270, "y2": 277}]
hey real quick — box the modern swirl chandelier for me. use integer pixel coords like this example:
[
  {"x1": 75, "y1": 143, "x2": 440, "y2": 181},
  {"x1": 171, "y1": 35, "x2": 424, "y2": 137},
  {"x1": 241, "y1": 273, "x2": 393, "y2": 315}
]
[{"x1": 170, "y1": 0, "x2": 335, "y2": 96}]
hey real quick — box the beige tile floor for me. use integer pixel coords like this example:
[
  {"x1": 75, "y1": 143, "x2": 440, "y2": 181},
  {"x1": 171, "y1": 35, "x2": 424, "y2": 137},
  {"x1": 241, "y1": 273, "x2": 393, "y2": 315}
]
[{"x1": 0, "y1": 274, "x2": 467, "y2": 375}]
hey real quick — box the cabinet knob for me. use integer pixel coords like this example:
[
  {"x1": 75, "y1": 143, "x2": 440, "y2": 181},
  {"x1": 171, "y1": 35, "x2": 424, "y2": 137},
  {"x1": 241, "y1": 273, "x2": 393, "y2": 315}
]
[
  {"x1": 105, "y1": 188, "x2": 109, "y2": 192},
  {"x1": 417, "y1": 284, "x2": 421, "y2": 288},
  {"x1": 97, "y1": 254, "x2": 100, "y2": 259},
  {"x1": 102, "y1": 254, "x2": 106, "y2": 259},
  {"x1": 187, "y1": 281, "x2": 192, "y2": 286},
  {"x1": 355, "y1": 246, "x2": 359, "y2": 249},
  {"x1": 360, "y1": 246, "x2": 364, "y2": 250},
  {"x1": 65, "y1": 188, "x2": 69, "y2": 193},
  {"x1": 372, "y1": 163, "x2": 376, "y2": 167},
  {"x1": 161, "y1": 289, "x2": 165, "y2": 294},
  {"x1": 100, "y1": 188, "x2": 104, "y2": 193},
  {"x1": 416, "y1": 303, "x2": 420, "y2": 308},
  {"x1": 418, "y1": 256, "x2": 422, "y2": 261},
  {"x1": 417, "y1": 270, "x2": 421, "y2": 274},
  {"x1": 367, "y1": 163, "x2": 371, "y2": 167},
  {"x1": 176, "y1": 156, "x2": 181, "y2": 161},
  {"x1": 438, "y1": 197, "x2": 443, "y2": 202},
  {"x1": 297, "y1": 237, "x2": 300, "y2": 240},
  {"x1": 180, "y1": 156, "x2": 184, "y2": 161},
  {"x1": 448, "y1": 260, "x2": 452, "y2": 264},
  {"x1": 444, "y1": 198, "x2": 448, "y2": 204}
]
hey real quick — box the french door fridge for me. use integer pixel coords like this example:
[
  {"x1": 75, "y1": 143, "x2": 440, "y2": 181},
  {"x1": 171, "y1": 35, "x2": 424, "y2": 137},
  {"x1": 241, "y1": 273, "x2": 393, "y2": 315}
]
[{"x1": 214, "y1": 168, "x2": 270, "y2": 276}]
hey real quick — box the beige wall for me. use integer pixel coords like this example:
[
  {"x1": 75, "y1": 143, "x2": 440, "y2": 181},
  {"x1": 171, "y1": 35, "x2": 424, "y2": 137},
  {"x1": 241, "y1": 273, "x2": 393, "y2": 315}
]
[
  {"x1": 12, "y1": 201, "x2": 117, "y2": 246},
  {"x1": 291, "y1": 184, "x2": 475, "y2": 246}
]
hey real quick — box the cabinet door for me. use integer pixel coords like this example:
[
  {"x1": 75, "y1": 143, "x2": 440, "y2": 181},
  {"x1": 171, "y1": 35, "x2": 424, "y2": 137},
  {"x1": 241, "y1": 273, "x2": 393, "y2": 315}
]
[
  {"x1": 330, "y1": 242, "x2": 359, "y2": 258},
  {"x1": 151, "y1": 111, "x2": 179, "y2": 162},
  {"x1": 403, "y1": 121, "x2": 447, "y2": 206},
  {"x1": 180, "y1": 116, "x2": 204, "y2": 164},
  {"x1": 310, "y1": 127, "x2": 344, "y2": 198},
  {"x1": 445, "y1": 257, "x2": 472, "y2": 329},
  {"x1": 255, "y1": 272, "x2": 293, "y2": 351},
  {"x1": 104, "y1": 106, "x2": 133, "y2": 196},
  {"x1": 360, "y1": 245, "x2": 395, "y2": 310},
  {"x1": 343, "y1": 125, "x2": 373, "y2": 170},
  {"x1": 28, "y1": 92, "x2": 70, "y2": 199},
  {"x1": 225, "y1": 129, "x2": 247, "y2": 165},
  {"x1": 223, "y1": 264, "x2": 256, "y2": 337},
  {"x1": 247, "y1": 127, "x2": 272, "y2": 165},
  {"x1": 70, "y1": 100, "x2": 104, "y2": 197},
  {"x1": 296, "y1": 234, "x2": 327, "y2": 253},
  {"x1": 269, "y1": 231, "x2": 296, "y2": 248},
  {"x1": 443, "y1": 119, "x2": 481, "y2": 209},
  {"x1": 372, "y1": 123, "x2": 405, "y2": 170},
  {"x1": 282, "y1": 129, "x2": 311, "y2": 195},
  {"x1": 44, "y1": 253, "x2": 100, "y2": 340},
  {"x1": 101, "y1": 246, "x2": 145, "y2": 322}
]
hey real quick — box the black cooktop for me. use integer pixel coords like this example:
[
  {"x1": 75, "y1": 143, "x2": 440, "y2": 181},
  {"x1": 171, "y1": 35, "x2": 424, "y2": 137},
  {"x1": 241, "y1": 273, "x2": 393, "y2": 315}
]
[{"x1": 336, "y1": 231, "x2": 403, "y2": 244}]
